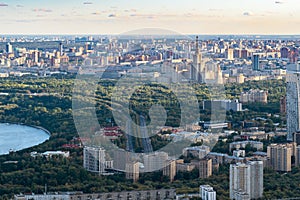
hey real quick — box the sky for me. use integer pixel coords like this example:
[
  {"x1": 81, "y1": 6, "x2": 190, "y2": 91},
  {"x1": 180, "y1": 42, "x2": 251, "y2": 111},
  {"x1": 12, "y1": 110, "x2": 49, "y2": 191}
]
[{"x1": 0, "y1": 0, "x2": 299, "y2": 35}]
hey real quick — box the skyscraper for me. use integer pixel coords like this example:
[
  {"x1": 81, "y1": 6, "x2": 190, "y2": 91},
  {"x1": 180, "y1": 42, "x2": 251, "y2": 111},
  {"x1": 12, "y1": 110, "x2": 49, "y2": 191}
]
[
  {"x1": 294, "y1": 131, "x2": 300, "y2": 146},
  {"x1": 226, "y1": 48, "x2": 234, "y2": 60},
  {"x1": 163, "y1": 160, "x2": 176, "y2": 182},
  {"x1": 6, "y1": 43, "x2": 12, "y2": 54},
  {"x1": 289, "y1": 47, "x2": 299, "y2": 63},
  {"x1": 143, "y1": 151, "x2": 168, "y2": 172},
  {"x1": 125, "y1": 162, "x2": 139, "y2": 182},
  {"x1": 287, "y1": 71, "x2": 300, "y2": 141},
  {"x1": 295, "y1": 145, "x2": 300, "y2": 166},
  {"x1": 229, "y1": 161, "x2": 263, "y2": 200},
  {"x1": 280, "y1": 96, "x2": 287, "y2": 114},
  {"x1": 191, "y1": 36, "x2": 203, "y2": 83},
  {"x1": 248, "y1": 161, "x2": 264, "y2": 199},
  {"x1": 59, "y1": 42, "x2": 63, "y2": 56},
  {"x1": 83, "y1": 146, "x2": 106, "y2": 174},
  {"x1": 252, "y1": 54, "x2": 260, "y2": 71},
  {"x1": 267, "y1": 143, "x2": 293, "y2": 172},
  {"x1": 280, "y1": 47, "x2": 290, "y2": 59},
  {"x1": 199, "y1": 158, "x2": 212, "y2": 179}
]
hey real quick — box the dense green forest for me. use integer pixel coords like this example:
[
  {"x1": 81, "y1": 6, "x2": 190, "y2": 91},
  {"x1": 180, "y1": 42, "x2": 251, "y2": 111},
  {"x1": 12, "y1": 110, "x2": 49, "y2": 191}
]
[{"x1": 0, "y1": 76, "x2": 292, "y2": 199}]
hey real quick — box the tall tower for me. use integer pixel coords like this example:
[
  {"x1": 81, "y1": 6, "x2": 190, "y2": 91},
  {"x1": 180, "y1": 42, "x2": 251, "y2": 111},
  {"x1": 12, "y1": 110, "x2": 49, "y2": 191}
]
[
  {"x1": 126, "y1": 162, "x2": 139, "y2": 182},
  {"x1": 252, "y1": 54, "x2": 260, "y2": 70},
  {"x1": 230, "y1": 161, "x2": 263, "y2": 200},
  {"x1": 199, "y1": 158, "x2": 212, "y2": 178},
  {"x1": 59, "y1": 42, "x2": 63, "y2": 56},
  {"x1": 191, "y1": 36, "x2": 203, "y2": 83},
  {"x1": 6, "y1": 43, "x2": 12, "y2": 54},
  {"x1": 287, "y1": 68, "x2": 300, "y2": 141},
  {"x1": 163, "y1": 160, "x2": 176, "y2": 182},
  {"x1": 83, "y1": 146, "x2": 106, "y2": 174},
  {"x1": 267, "y1": 143, "x2": 292, "y2": 172}
]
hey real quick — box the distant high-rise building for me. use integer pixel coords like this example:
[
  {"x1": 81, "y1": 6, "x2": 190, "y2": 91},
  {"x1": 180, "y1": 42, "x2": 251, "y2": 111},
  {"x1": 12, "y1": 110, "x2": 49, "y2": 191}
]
[
  {"x1": 280, "y1": 96, "x2": 287, "y2": 114},
  {"x1": 267, "y1": 143, "x2": 293, "y2": 172},
  {"x1": 289, "y1": 47, "x2": 299, "y2": 63},
  {"x1": 113, "y1": 149, "x2": 129, "y2": 171},
  {"x1": 294, "y1": 131, "x2": 300, "y2": 146},
  {"x1": 241, "y1": 49, "x2": 248, "y2": 59},
  {"x1": 59, "y1": 42, "x2": 63, "y2": 55},
  {"x1": 295, "y1": 145, "x2": 300, "y2": 166},
  {"x1": 32, "y1": 50, "x2": 39, "y2": 64},
  {"x1": 83, "y1": 146, "x2": 106, "y2": 174},
  {"x1": 125, "y1": 162, "x2": 139, "y2": 182},
  {"x1": 281, "y1": 47, "x2": 290, "y2": 59},
  {"x1": 163, "y1": 160, "x2": 176, "y2": 182},
  {"x1": 191, "y1": 36, "x2": 203, "y2": 83},
  {"x1": 287, "y1": 71, "x2": 300, "y2": 141},
  {"x1": 229, "y1": 161, "x2": 263, "y2": 200},
  {"x1": 233, "y1": 49, "x2": 241, "y2": 59},
  {"x1": 240, "y1": 89, "x2": 268, "y2": 104},
  {"x1": 6, "y1": 43, "x2": 12, "y2": 54},
  {"x1": 252, "y1": 54, "x2": 260, "y2": 70},
  {"x1": 226, "y1": 48, "x2": 234, "y2": 60},
  {"x1": 200, "y1": 185, "x2": 216, "y2": 200},
  {"x1": 199, "y1": 158, "x2": 212, "y2": 178},
  {"x1": 143, "y1": 151, "x2": 168, "y2": 172}
]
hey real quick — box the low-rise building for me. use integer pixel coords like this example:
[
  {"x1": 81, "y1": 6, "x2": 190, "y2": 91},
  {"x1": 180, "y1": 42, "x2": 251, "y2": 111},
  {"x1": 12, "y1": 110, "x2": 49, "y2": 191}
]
[{"x1": 229, "y1": 141, "x2": 264, "y2": 152}]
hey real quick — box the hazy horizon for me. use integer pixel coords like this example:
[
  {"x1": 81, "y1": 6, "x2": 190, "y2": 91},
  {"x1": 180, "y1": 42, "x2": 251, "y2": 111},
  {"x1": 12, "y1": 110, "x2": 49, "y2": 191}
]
[{"x1": 0, "y1": 0, "x2": 299, "y2": 35}]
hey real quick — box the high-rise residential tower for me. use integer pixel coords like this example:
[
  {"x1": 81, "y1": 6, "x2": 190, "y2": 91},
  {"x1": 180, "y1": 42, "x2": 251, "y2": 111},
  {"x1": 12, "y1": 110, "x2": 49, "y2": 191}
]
[
  {"x1": 287, "y1": 68, "x2": 300, "y2": 141},
  {"x1": 83, "y1": 146, "x2": 106, "y2": 174},
  {"x1": 267, "y1": 143, "x2": 293, "y2": 172},
  {"x1": 252, "y1": 54, "x2": 260, "y2": 71},
  {"x1": 6, "y1": 43, "x2": 12, "y2": 54},
  {"x1": 230, "y1": 161, "x2": 263, "y2": 200},
  {"x1": 191, "y1": 36, "x2": 203, "y2": 83}
]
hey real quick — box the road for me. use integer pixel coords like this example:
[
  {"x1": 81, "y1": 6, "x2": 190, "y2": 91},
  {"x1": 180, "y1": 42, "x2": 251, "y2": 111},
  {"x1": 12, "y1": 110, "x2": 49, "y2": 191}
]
[
  {"x1": 139, "y1": 115, "x2": 153, "y2": 153},
  {"x1": 126, "y1": 119, "x2": 135, "y2": 152}
]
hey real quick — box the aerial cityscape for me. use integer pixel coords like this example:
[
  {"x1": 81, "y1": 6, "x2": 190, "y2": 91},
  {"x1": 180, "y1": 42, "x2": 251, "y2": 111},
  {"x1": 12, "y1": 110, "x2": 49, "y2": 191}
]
[{"x1": 1, "y1": 0, "x2": 300, "y2": 200}]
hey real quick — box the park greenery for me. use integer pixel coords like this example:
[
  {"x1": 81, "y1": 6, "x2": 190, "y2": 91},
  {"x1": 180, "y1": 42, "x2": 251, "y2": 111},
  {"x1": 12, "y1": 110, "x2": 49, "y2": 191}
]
[{"x1": 0, "y1": 76, "x2": 293, "y2": 199}]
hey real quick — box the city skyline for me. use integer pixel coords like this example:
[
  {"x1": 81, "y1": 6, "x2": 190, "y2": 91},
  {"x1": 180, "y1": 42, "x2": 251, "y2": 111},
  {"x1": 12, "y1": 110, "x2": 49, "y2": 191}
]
[{"x1": 0, "y1": 0, "x2": 299, "y2": 34}]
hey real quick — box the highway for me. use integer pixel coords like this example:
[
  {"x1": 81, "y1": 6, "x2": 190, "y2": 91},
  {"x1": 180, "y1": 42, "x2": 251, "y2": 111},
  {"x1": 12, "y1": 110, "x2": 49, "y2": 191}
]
[
  {"x1": 125, "y1": 120, "x2": 135, "y2": 152},
  {"x1": 139, "y1": 115, "x2": 153, "y2": 153}
]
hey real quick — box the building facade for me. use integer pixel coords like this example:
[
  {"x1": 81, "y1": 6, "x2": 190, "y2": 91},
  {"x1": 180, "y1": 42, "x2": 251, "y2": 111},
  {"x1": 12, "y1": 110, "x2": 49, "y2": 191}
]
[
  {"x1": 200, "y1": 185, "x2": 216, "y2": 200},
  {"x1": 240, "y1": 89, "x2": 268, "y2": 104},
  {"x1": 229, "y1": 161, "x2": 263, "y2": 200},
  {"x1": 143, "y1": 151, "x2": 168, "y2": 172},
  {"x1": 287, "y1": 71, "x2": 300, "y2": 141},
  {"x1": 83, "y1": 146, "x2": 106, "y2": 174},
  {"x1": 199, "y1": 158, "x2": 213, "y2": 179},
  {"x1": 163, "y1": 160, "x2": 176, "y2": 182},
  {"x1": 203, "y1": 100, "x2": 242, "y2": 112},
  {"x1": 267, "y1": 143, "x2": 293, "y2": 172},
  {"x1": 125, "y1": 162, "x2": 139, "y2": 182}
]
